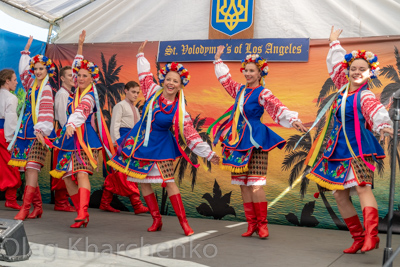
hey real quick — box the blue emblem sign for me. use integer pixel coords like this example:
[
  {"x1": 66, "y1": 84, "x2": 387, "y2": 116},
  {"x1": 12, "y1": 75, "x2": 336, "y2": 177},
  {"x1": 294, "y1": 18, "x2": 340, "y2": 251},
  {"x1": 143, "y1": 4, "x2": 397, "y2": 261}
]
[{"x1": 211, "y1": 0, "x2": 254, "y2": 36}]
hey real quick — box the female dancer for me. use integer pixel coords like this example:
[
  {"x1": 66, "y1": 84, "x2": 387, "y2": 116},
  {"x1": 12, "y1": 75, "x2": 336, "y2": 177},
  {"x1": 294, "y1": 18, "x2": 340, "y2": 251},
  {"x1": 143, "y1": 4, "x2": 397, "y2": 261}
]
[
  {"x1": 10, "y1": 36, "x2": 56, "y2": 220},
  {"x1": 50, "y1": 30, "x2": 114, "y2": 228},
  {"x1": 305, "y1": 27, "x2": 393, "y2": 253},
  {"x1": 212, "y1": 46, "x2": 307, "y2": 238},
  {"x1": 0, "y1": 69, "x2": 21, "y2": 210},
  {"x1": 108, "y1": 41, "x2": 220, "y2": 236}
]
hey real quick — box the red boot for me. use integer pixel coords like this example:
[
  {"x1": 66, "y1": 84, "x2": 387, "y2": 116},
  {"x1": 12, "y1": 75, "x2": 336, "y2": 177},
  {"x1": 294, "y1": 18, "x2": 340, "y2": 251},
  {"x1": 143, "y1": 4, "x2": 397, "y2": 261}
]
[
  {"x1": 361, "y1": 207, "x2": 380, "y2": 252},
  {"x1": 69, "y1": 193, "x2": 87, "y2": 228},
  {"x1": 143, "y1": 193, "x2": 162, "y2": 232},
  {"x1": 343, "y1": 215, "x2": 365, "y2": 253},
  {"x1": 5, "y1": 188, "x2": 21, "y2": 210},
  {"x1": 254, "y1": 202, "x2": 269, "y2": 239},
  {"x1": 27, "y1": 186, "x2": 43, "y2": 219},
  {"x1": 99, "y1": 189, "x2": 120, "y2": 213},
  {"x1": 54, "y1": 188, "x2": 75, "y2": 212},
  {"x1": 74, "y1": 188, "x2": 90, "y2": 224},
  {"x1": 169, "y1": 194, "x2": 194, "y2": 236},
  {"x1": 129, "y1": 193, "x2": 149, "y2": 214},
  {"x1": 14, "y1": 186, "x2": 36, "y2": 220},
  {"x1": 242, "y1": 202, "x2": 257, "y2": 237}
]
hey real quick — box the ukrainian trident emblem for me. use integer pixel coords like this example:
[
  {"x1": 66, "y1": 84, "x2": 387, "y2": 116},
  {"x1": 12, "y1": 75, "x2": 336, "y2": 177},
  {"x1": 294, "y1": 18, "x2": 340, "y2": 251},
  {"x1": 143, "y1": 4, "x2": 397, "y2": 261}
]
[{"x1": 211, "y1": 0, "x2": 254, "y2": 36}]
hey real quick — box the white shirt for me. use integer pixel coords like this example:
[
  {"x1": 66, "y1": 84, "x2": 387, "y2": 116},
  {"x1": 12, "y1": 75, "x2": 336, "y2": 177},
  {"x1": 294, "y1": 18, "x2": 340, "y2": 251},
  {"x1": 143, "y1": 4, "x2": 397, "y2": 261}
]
[
  {"x1": 110, "y1": 100, "x2": 140, "y2": 142},
  {"x1": 55, "y1": 86, "x2": 72, "y2": 128},
  {"x1": 0, "y1": 88, "x2": 18, "y2": 142}
]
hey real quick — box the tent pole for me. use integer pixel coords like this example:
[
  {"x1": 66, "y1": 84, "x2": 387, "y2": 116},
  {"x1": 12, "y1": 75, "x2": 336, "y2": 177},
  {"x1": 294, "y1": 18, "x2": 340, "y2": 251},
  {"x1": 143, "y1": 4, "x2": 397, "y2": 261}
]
[{"x1": 47, "y1": 23, "x2": 54, "y2": 44}]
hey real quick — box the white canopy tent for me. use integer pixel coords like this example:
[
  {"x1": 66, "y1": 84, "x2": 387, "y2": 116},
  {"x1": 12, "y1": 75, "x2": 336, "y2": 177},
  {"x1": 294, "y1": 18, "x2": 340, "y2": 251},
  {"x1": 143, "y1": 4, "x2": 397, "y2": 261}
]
[{"x1": 1, "y1": 0, "x2": 400, "y2": 43}]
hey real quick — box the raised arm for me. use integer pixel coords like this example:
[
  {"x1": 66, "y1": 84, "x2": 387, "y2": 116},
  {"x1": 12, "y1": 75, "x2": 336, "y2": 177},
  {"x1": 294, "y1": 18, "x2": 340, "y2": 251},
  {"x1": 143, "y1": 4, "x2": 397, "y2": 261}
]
[
  {"x1": 214, "y1": 45, "x2": 243, "y2": 99},
  {"x1": 19, "y1": 36, "x2": 34, "y2": 90},
  {"x1": 72, "y1": 30, "x2": 85, "y2": 87},
  {"x1": 137, "y1": 41, "x2": 161, "y2": 100},
  {"x1": 327, "y1": 26, "x2": 348, "y2": 89}
]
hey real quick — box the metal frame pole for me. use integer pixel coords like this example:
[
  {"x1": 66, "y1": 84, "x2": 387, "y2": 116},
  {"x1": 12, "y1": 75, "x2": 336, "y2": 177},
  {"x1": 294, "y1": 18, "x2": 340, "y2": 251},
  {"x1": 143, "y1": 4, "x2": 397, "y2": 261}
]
[{"x1": 383, "y1": 89, "x2": 400, "y2": 266}]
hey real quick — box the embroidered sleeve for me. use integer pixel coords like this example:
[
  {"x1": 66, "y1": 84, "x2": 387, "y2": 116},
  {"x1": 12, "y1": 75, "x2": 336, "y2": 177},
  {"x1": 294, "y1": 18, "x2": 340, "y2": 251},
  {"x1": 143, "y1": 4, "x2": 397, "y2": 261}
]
[
  {"x1": 19, "y1": 51, "x2": 34, "y2": 91},
  {"x1": 110, "y1": 103, "x2": 123, "y2": 142},
  {"x1": 66, "y1": 94, "x2": 95, "y2": 129},
  {"x1": 4, "y1": 95, "x2": 18, "y2": 143},
  {"x1": 33, "y1": 84, "x2": 54, "y2": 136},
  {"x1": 72, "y1": 54, "x2": 84, "y2": 88},
  {"x1": 259, "y1": 88, "x2": 300, "y2": 128},
  {"x1": 183, "y1": 112, "x2": 215, "y2": 160},
  {"x1": 137, "y1": 53, "x2": 161, "y2": 101},
  {"x1": 214, "y1": 59, "x2": 243, "y2": 99},
  {"x1": 327, "y1": 41, "x2": 348, "y2": 90},
  {"x1": 360, "y1": 90, "x2": 392, "y2": 133}
]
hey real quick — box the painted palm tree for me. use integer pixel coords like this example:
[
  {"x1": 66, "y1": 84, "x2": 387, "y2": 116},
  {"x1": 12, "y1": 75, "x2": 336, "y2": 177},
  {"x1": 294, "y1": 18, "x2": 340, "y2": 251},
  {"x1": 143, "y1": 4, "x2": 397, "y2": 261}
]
[
  {"x1": 97, "y1": 53, "x2": 125, "y2": 127},
  {"x1": 174, "y1": 114, "x2": 213, "y2": 191},
  {"x1": 377, "y1": 46, "x2": 400, "y2": 167},
  {"x1": 196, "y1": 179, "x2": 236, "y2": 220},
  {"x1": 282, "y1": 77, "x2": 344, "y2": 229}
]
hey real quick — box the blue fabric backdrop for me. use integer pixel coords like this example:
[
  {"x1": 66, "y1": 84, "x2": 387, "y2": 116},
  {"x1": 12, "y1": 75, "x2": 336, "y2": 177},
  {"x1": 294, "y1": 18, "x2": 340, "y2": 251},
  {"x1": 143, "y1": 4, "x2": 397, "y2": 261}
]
[{"x1": 0, "y1": 28, "x2": 46, "y2": 90}]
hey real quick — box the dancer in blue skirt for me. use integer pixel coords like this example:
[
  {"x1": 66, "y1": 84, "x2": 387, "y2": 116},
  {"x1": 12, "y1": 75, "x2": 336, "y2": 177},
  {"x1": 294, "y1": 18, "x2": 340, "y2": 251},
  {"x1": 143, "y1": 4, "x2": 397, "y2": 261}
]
[{"x1": 108, "y1": 41, "x2": 219, "y2": 236}]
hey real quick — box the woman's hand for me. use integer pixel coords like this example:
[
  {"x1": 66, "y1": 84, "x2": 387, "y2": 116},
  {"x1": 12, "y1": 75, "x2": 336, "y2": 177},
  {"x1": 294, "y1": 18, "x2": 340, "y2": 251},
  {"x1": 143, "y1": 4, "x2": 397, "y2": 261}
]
[
  {"x1": 36, "y1": 132, "x2": 45, "y2": 146},
  {"x1": 380, "y1": 127, "x2": 394, "y2": 141},
  {"x1": 329, "y1": 26, "x2": 343, "y2": 42},
  {"x1": 215, "y1": 45, "x2": 225, "y2": 60},
  {"x1": 65, "y1": 126, "x2": 76, "y2": 139},
  {"x1": 210, "y1": 154, "x2": 220, "y2": 165},
  {"x1": 292, "y1": 121, "x2": 308, "y2": 133},
  {"x1": 77, "y1": 30, "x2": 86, "y2": 55},
  {"x1": 138, "y1": 40, "x2": 148, "y2": 54},
  {"x1": 24, "y1": 36, "x2": 33, "y2": 51},
  {"x1": 79, "y1": 30, "x2": 86, "y2": 46}
]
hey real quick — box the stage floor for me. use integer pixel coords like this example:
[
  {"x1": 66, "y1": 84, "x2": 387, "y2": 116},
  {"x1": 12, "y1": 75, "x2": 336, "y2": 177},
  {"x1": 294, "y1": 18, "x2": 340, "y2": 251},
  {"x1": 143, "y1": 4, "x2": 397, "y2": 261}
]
[{"x1": 0, "y1": 203, "x2": 398, "y2": 267}]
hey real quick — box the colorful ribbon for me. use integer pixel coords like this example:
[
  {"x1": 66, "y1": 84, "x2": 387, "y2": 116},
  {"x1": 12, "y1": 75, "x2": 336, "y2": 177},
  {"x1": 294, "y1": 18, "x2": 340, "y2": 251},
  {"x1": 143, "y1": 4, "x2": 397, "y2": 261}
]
[
  {"x1": 295, "y1": 83, "x2": 349, "y2": 152},
  {"x1": 7, "y1": 75, "x2": 49, "y2": 151},
  {"x1": 31, "y1": 75, "x2": 49, "y2": 125}
]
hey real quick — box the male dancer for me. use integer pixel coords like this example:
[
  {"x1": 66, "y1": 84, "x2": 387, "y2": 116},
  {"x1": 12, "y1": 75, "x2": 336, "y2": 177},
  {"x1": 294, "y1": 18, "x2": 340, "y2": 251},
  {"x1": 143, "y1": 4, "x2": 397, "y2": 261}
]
[
  {"x1": 51, "y1": 66, "x2": 76, "y2": 212},
  {"x1": 100, "y1": 81, "x2": 148, "y2": 214}
]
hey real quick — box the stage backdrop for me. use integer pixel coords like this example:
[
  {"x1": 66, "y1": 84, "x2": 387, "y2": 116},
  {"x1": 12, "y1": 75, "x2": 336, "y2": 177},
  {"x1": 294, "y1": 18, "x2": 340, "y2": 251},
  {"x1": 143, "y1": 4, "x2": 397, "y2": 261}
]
[{"x1": 45, "y1": 36, "x2": 400, "y2": 231}]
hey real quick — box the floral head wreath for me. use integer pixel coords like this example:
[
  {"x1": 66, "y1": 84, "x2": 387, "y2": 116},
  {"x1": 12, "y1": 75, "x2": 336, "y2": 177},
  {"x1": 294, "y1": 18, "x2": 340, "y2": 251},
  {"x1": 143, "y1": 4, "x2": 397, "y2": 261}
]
[
  {"x1": 342, "y1": 50, "x2": 379, "y2": 79},
  {"x1": 240, "y1": 54, "x2": 269, "y2": 77},
  {"x1": 158, "y1": 62, "x2": 190, "y2": 87},
  {"x1": 73, "y1": 59, "x2": 100, "y2": 84},
  {"x1": 29, "y1": 55, "x2": 56, "y2": 77}
]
